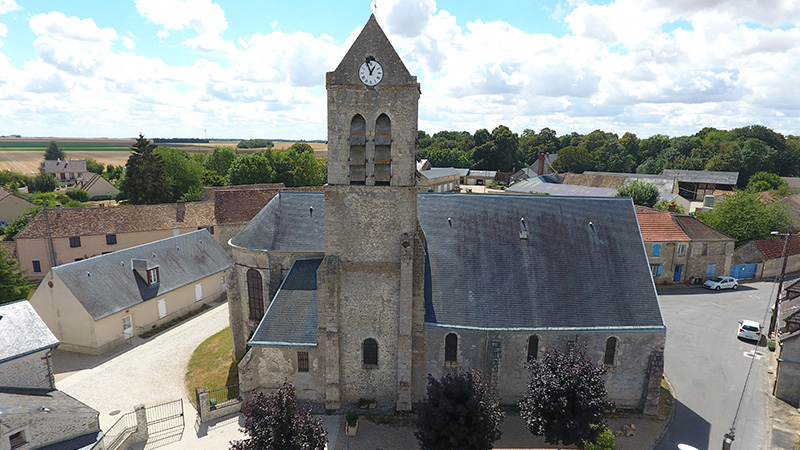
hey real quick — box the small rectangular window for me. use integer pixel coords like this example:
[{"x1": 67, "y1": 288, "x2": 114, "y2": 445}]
[
  {"x1": 702, "y1": 243, "x2": 708, "y2": 256},
  {"x1": 195, "y1": 283, "x2": 203, "y2": 301},
  {"x1": 298, "y1": 351, "x2": 309, "y2": 372},
  {"x1": 32, "y1": 260, "x2": 41, "y2": 273},
  {"x1": 678, "y1": 244, "x2": 687, "y2": 257},
  {"x1": 9, "y1": 430, "x2": 27, "y2": 449},
  {"x1": 209, "y1": 226, "x2": 214, "y2": 235},
  {"x1": 106, "y1": 234, "x2": 117, "y2": 245},
  {"x1": 650, "y1": 265, "x2": 662, "y2": 277},
  {"x1": 157, "y1": 298, "x2": 167, "y2": 318},
  {"x1": 652, "y1": 244, "x2": 661, "y2": 257},
  {"x1": 147, "y1": 268, "x2": 160, "y2": 285},
  {"x1": 69, "y1": 236, "x2": 81, "y2": 248}
]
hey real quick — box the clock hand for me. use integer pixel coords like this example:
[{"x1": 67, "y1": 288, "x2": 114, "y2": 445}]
[{"x1": 367, "y1": 62, "x2": 375, "y2": 75}]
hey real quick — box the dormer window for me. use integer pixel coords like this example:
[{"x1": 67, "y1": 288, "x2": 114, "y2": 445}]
[{"x1": 147, "y1": 267, "x2": 160, "y2": 285}]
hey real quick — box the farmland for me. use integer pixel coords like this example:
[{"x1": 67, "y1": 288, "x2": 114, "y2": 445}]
[{"x1": 0, "y1": 138, "x2": 327, "y2": 175}]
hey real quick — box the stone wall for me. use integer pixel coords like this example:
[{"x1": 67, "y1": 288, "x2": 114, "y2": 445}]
[
  {"x1": 0, "y1": 409, "x2": 99, "y2": 450},
  {"x1": 239, "y1": 346, "x2": 325, "y2": 403},
  {"x1": 685, "y1": 240, "x2": 733, "y2": 280},
  {"x1": 776, "y1": 338, "x2": 800, "y2": 406},
  {"x1": 0, "y1": 350, "x2": 54, "y2": 389}
]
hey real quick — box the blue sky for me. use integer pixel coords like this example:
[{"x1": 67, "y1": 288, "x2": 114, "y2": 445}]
[{"x1": 0, "y1": 0, "x2": 799, "y2": 140}]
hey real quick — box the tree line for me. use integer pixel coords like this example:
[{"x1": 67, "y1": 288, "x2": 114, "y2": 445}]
[{"x1": 419, "y1": 125, "x2": 800, "y2": 186}]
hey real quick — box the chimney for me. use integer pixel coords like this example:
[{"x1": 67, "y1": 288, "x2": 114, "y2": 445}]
[
  {"x1": 668, "y1": 203, "x2": 676, "y2": 212},
  {"x1": 176, "y1": 201, "x2": 186, "y2": 222},
  {"x1": 56, "y1": 205, "x2": 62, "y2": 216},
  {"x1": 539, "y1": 153, "x2": 545, "y2": 176},
  {"x1": 177, "y1": 201, "x2": 185, "y2": 212}
]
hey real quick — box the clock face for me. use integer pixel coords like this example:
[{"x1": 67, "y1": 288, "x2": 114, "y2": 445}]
[{"x1": 359, "y1": 60, "x2": 384, "y2": 86}]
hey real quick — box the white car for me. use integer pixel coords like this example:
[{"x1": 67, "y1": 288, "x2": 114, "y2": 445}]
[
  {"x1": 704, "y1": 276, "x2": 739, "y2": 290},
  {"x1": 738, "y1": 319, "x2": 762, "y2": 341}
]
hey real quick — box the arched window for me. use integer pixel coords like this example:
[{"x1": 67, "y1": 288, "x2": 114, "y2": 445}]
[
  {"x1": 247, "y1": 269, "x2": 264, "y2": 320},
  {"x1": 374, "y1": 114, "x2": 391, "y2": 185},
  {"x1": 444, "y1": 333, "x2": 458, "y2": 363},
  {"x1": 348, "y1": 115, "x2": 366, "y2": 185},
  {"x1": 527, "y1": 335, "x2": 539, "y2": 362},
  {"x1": 604, "y1": 337, "x2": 618, "y2": 365},
  {"x1": 363, "y1": 338, "x2": 378, "y2": 366}
]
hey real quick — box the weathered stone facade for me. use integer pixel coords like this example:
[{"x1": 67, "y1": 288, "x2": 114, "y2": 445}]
[{"x1": 0, "y1": 349, "x2": 55, "y2": 390}]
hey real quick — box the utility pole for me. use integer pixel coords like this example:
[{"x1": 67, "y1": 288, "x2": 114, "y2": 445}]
[
  {"x1": 769, "y1": 231, "x2": 791, "y2": 336},
  {"x1": 42, "y1": 198, "x2": 56, "y2": 271}
]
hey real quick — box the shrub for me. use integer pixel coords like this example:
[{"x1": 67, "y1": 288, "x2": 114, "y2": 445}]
[{"x1": 66, "y1": 189, "x2": 89, "y2": 202}]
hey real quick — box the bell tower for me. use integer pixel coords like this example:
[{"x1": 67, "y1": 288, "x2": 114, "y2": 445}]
[{"x1": 318, "y1": 15, "x2": 425, "y2": 411}]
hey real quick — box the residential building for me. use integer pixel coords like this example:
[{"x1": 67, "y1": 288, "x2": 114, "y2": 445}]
[
  {"x1": 733, "y1": 233, "x2": 800, "y2": 280},
  {"x1": 0, "y1": 187, "x2": 33, "y2": 226},
  {"x1": 564, "y1": 172, "x2": 692, "y2": 212},
  {"x1": 775, "y1": 279, "x2": 800, "y2": 406},
  {"x1": 228, "y1": 15, "x2": 666, "y2": 416},
  {"x1": 510, "y1": 152, "x2": 558, "y2": 182},
  {"x1": 73, "y1": 173, "x2": 120, "y2": 199},
  {"x1": 661, "y1": 169, "x2": 739, "y2": 202},
  {"x1": 0, "y1": 300, "x2": 101, "y2": 450},
  {"x1": 417, "y1": 167, "x2": 460, "y2": 193},
  {"x1": 14, "y1": 201, "x2": 217, "y2": 280},
  {"x1": 43, "y1": 159, "x2": 88, "y2": 187},
  {"x1": 29, "y1": 230, "x2": 230, "y2": 354}
]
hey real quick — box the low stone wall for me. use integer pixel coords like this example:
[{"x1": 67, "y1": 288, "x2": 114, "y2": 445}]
[{"x1": 196, "y1": 387, "x2": 243, "y2": 423}]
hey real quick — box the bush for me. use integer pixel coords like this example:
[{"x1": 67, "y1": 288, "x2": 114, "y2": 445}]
[
  {"x1": 768, "y1": 341, "x2": 776, "y2": 352},
  {"x1": 346, "y1": 412, "x2": 358, "y2": 427},
  {"x1": 583, "y1": 425, "x2": 616, "y2": 450},
  {"x1": 66, "y1": 189, "x2": 89, "y2": 202}
]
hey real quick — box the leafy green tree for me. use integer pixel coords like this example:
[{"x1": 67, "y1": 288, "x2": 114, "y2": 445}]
[
  {"x1": 287, "y1": 142, "x2": 314, "y2": 154},
  {"x1": 237, "y1": 139, "x2": 274, "y2": 149},
  {"x1": 698, "y1": 190, "x2": 790, "y2": 242},
  {"x1": 638, "y1": 135, "x2": 670, "y2": 164},
  {"x1": 85, "y1": 158, "x2": 104, "y2": 174},
  {"x1": 29, "y1": 172, "x2": 58, "y2": 193},
  {"x1": 120, "y1": 134, "x2": 172, "y2": 204},
  {"x1": 0, "y1": 171, "x2": 30, "y2": 189},
  {"x1": 737, "y1": 138, "x2": 777, "y2": 186},
  {"x1": 65, "y1": 189, "x2": 88, "y2": 202},
  {"x1": 2, "y1": 206, "x2": 41, "y2": 241},
  {"x1": 0, "y1": 245, "x2": 30, "y2": 304},
  {"x1": 105, "y1": 164, "x2": 124, "y2": 180},
  {"x1": 583, "y1": 425, "x2": 616, "y2": 450},
  {"x1": 203, "y1": 146, "x2": 238, "y2": 178},
  {"x1": 44, "y1": 141, "x2": 65, "y2": 160},
  {"x1": 551, "y1": 145, "x2": 591, "y2": 173},
  {"x1": 618, "y1": 180, "x2": 659, "y2": 207},
  {"x1": 155, "y1": 146, "x2": 204, "y2": 202},
  {"x1": 472, "y1": 125, "x2": 518, "y2": 172},
  {"x1": 747, "y1": 172, "x2": 788, "y2": 194},
  {"x1": 415, "y1": 370, "x2": 504, "y2": 450},
  {"x1": 519, "y1": 346, "x2": 612, "y2": 447},
  {"x1": 230, "y1": 383, "x2": 326, "y2": 450},
  {"x1": 228, "y1": 152, "x2": 276, "y2": 185},
  {"x1": 654, "y1": 200, "x2": 686, "y2": 214}
]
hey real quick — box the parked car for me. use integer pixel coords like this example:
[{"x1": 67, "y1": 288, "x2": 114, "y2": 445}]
[
  {"x1": 738, "y1": 319, "x2": 762, "y2": 341},
  {"x1": 704, "y1": 276, "x2": 739, "y2": 290}
]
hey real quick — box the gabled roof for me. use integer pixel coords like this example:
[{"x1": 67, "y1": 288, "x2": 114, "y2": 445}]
[
  {"x1": 250, "y1": 258, "x2": 322, "y2": 347},
  {"x1": 661, "y1": 169, "x2": 739, "y2": 185},
  {"x1": 0, "y1": 187, "x2": 33, "y2": 205},
  {"x1": 206, "y1": 184, "x2": 324, "y2": 225},
  {"x1": 43, "y1": 159, "x2": 87, "y2": 174},
  {"x1": 419, "y1": 167, "x2": 461, "y2": 180},
  {"x1": 672, "y1": 215, "x2": 734, "y2": 242},
  {"x1": 634, "y1": 207, "x2": 690, "y2": 242},
  {"x1": 237, "y1": 192, "x2": 665, "y2": 336},
  {"x1": 51, "y1": 230, "x2": 230, "y2": 320},
  {"x1": 15, "y1": 202, "x2": 216, "y2": 239},
  {"x1": 0, "y1": 300, "x2": 59, "y2": 364},
  {"x1": 506, "y1": 182, "x2": 616, "y2": 197},
  {"x1": 0, "y1": 388, "x2": 98, "y2": 417},
  {"x1": 576, "y1": 172, "x2": 677, "y2": 194},
  {"x1": 74, "y1": 173, "x2": 118, "y2": 193},
  {"x1": 752, "y1": 233, "x2": 800, "y2": 259},
  {"x1": 467, "y1": 170, "x2": 497, "y2": 178}
]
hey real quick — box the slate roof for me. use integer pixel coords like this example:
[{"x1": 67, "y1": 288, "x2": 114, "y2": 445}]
[
  {"x1": 634, "y1": 207, "x2": 690, "y2": 242},
  {"x1": 43, "y1": 159, "x2": 88, "y2": 174},
  {"x1": 661, "y1": 169, "x2": 739, "y2": 185},
  {"x1": 672, "y1": 215, "x2": 735, "y2": 242},
  {"x1": 455, "y1": 169, "x2": 470, "y2": 176},
  {"x1": 419, "y1": 167, "x2": 461, "y2": 180},
  {"x1": 206, "y1": 184, "x2": 324, "y2": 225},
  {"x1": 576, "y1": 172, "x2": 677, "y2": 195},
  {"x1": 0, "y1": 388, "x2": 98, "y2": 420},
  {"x1": 0, "y1": 300, "x2": 59, "y2": 364},
  {"x1": 753, "y1": 233, "x2": 800, "y2": 259},
  {"x1": 52, "y1": 229, "x2": 231, "y2": 320},
  {"x1": 250, "y1": 258, "x2": 322, "y2": 346},
  {"x1": 506, "y1": 182, "x2": 617, "y2": 197},
  {"x1": 467, "y1": 170, "x2": 497, "y2": 178},
  {"x1": 239, "y1": 192, "x2": 665, "y2": 340},
  {"x1": 15, "y1": 202, "x2": 216, "y2": 239}
]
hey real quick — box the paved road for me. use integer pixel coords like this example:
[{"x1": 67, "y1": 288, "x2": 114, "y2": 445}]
[{"x1": 656, "y1": 282, "x2": 774, "y2": 450}]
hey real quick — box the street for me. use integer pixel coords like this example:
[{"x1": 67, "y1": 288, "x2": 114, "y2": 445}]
[{"x1": 656, "y1": 281, "x2": 776, "y2": 450}]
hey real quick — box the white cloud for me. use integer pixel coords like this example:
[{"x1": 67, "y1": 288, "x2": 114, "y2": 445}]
[
  {"x1": 134, "y1": 0, "x2": 227, "y2": 34},
  {"x1": 121, "y1": 36, "x2": 135, "y2": 50},
  {"x1": 0, "y1": 22, "x2": 6, "y2": 47},
  {"x1": 0, "y1": 0, "x2": 20, "y2": 15}
]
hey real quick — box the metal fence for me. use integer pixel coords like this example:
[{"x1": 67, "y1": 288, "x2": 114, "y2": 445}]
[
  {"x1": 207, "y1": 384, "x2": 240, "y2": 407},
  {"x1": 145, "y1": 399, "x2": 184, "y2": 435},
  {"x1": 97, "y1": 411, "x2": 137, "y2": 450}
]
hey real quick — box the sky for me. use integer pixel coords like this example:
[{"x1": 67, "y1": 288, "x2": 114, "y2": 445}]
[{"x1": 0, "y1": 0, "x2": 799, "y2": 141}]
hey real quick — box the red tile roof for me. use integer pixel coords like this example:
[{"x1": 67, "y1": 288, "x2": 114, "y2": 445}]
[
  {"x1": 634, "y1": 206, "x2": 690, "y2": 242},
  {"x1": 0, "y1": 241, "x2": 16, "y2": 259},
  {"x1": 210, "y1": 185, "x2": 325, "y2": 225},
  {"x1": 753, "y1": 233, "x2": 800, "y2": 259}
]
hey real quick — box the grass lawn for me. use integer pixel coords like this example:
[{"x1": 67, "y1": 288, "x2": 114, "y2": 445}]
[{"x1": 185, "y1": 326, "x2": 239, "y2": 409}]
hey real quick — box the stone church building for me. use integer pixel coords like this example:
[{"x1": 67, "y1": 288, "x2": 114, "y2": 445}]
[{"x1": 227, "y1": 15, "x2": 666, "y2": 414}]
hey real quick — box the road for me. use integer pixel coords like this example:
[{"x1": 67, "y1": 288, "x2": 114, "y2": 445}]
[{"x1": 656, "y1": 281, "x2": 775, "y2": 450}]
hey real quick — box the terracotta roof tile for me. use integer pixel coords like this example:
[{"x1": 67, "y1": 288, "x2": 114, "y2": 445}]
[
  {"x1": 0, "y1": 241, "x2": 16, "y2": 259},
  {"x1": 634, "y1": 206, "x2": 690, "y2": 242},
  {"x1": 14, "y1": 202, "x2": 216, "y2": 239},
  {"x1": 672, "y1": 215, "x2": 735, "y2": 242},
  {"x1": 211, "y1": 185, "x2": 325, "y2": 225},
  {"x1": 753, "y1": 233, "x2": 800, "y2": 259}
]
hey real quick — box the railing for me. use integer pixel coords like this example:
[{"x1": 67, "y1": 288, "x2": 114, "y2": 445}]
[
  {"x1": 207, "y1": 384, "x2": 240, "y2": 407},
  {"x1": 98, "y1": 411, "x2": 137, "y2": 450}
]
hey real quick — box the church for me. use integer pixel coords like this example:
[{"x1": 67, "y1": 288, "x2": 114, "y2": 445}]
[{"x1": 226, "y1": 15, "x2": 666, "y2": 414}]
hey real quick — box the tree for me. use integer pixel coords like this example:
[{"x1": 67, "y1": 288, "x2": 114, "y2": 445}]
[
  {"x1": 203, "y1": 146, "x2": 238, "y2": 178},
  {"x1": 698, "y1": 190, "x2": 791, "y2": 242},
  {"x1": 228, "y1": 152, "x2": 276, "y2": 185},
  {"x1": 617, "y1": 180, "x2": 659, "y2": 207},
  {"x1": 44, "y1": 141, "x2": 65, "y2": 160},
  {"x1": 154, "y1": 146, "x2": 204, "y2": 202},
  {"x1": 65, "y1": 188, "x2": 89, "y2": 202},
  {"x1": 85, "y1": 158, "x2": 104, "y2": 174},
  {"x1": 653, "y1": 200, "x2": 686, "y2": 214},
  {"x1": 551, "y1": 145, "x2": 590, "y2": 173},
  {"x1": 747, "y1": 171, "x2": 788, "y2": 194},
  {"x1": 120, "y1": 134, "x2": 172, "y2": 204},
  {"x1": 2, "y1": 206, "x2": 41, "y2": 241},
  {"x1": 415, "y1": 370, "x2": 504, "y2": 450},
  {"x1": 519, "y1": 346, "x2": 612, "y2": 447},
  {"x1": 0, "y1": 245, "x2": 31, "y2": 303},
  {"x1": 29, "y1": 172, "x2": 58, "y2": 193},
  {"x1": 287, "y1": 142, "x2": 314, "y2": 154},
  {"x1": 230, "y1": 383, "x2": 326, "y2": 450},
  {"x1": 583, "y1": 425, "x2": 616, "y2": 450}
]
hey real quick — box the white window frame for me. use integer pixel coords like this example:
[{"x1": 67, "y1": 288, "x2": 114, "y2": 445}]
[
  {"x1": 678, "y1": 243, "x2": 687, "y2": 257},
  {"x1": 157, "y1": 298, "x2": 167, "y2": 319},
  {"x1": 195, "y1": 283, "x2": 203, "y2": 302}
]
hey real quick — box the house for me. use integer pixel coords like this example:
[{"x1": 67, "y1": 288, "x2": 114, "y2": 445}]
[
  {"x1": 0, "y1": 187, "x2": 33, "y2": 227},
  {"x1": 0, "y1": 300, "x2": 101, "y2": 450},
  {"x1": 204, "y1": 184, "x2": 324, "y2": 254},
  {"x1": 73, "y1": 173, "x2": 120, "y2": 200},
  {"x1": 733, "y1": 233, "x2": 800, "y2": 280},
  {"x1": 510, "y1": 152, "x2": 558, "y2": 182},
  {"x1": 661, "y1": 169, "x2": 739, "y2": 202},
  {"x1": 463, "y1": 169, "x2": 497, "y2": 186},
  {"x1": 43, "y1": 159, "x2": 89, "y2": 187},
  {"x1": 14, "y1": 201, "x2": 217, "y2": 280},
  {"x1": 417, "y1": 167, "x2": 460, "y2": 193},
  {"x1": 29, "y1": 230, "x2": 231, "y2": 354},
  {"x1": 227, "y1": 15, "x2": 666, "y2": 416}
]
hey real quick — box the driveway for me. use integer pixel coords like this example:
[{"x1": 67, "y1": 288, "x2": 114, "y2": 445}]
[{"x1": 54, "y1": 300, "x2": 249, "y2": 447}]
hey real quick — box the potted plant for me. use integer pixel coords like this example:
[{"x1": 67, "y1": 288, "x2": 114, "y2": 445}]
[
  {"x1": 346, "y1": 412, "x2": 358, "y2": 436},
  {"x1": 357, "y1": 397, "x2": 376, "y2": 409}
]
